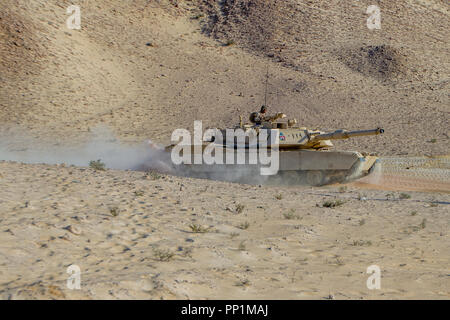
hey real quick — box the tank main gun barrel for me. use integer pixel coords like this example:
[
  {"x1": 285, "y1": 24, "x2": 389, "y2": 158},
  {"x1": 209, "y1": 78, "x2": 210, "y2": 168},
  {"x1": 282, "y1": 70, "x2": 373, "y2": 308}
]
[{"x1": 311, "y1": 128, "x2": 384, "y2": 141}]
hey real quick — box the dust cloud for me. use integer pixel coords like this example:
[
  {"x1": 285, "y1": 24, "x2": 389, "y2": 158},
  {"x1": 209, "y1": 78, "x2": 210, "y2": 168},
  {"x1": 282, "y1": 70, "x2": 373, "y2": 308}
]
[{"x1": 0, "y1": 126, "x2": 171, "y2": 172}]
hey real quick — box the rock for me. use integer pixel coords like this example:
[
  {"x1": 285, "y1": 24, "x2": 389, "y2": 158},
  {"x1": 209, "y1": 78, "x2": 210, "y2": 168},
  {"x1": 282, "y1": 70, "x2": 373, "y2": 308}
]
[
  {"x1": 59, "y1": 234, "x2": 71, "y2": 241},
  {"x1": 65, "y1": 225, "x2": 81, "y2": 235}
]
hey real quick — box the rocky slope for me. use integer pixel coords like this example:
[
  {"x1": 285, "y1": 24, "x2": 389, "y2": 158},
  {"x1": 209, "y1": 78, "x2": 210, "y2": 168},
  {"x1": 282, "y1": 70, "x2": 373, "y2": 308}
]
[{"x1": 0, "y1": 0, "x2": 448, "y2": 155}]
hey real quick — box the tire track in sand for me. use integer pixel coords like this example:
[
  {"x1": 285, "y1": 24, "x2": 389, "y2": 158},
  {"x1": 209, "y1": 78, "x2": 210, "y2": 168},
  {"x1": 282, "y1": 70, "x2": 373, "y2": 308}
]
[{"x1": 352, "y1": 156, "x2": 450, "y2": 193}]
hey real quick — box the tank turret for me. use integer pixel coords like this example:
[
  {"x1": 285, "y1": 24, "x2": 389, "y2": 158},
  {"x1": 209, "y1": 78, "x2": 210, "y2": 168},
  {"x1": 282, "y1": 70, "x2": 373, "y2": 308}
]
[{"x1": 246, "y1": 114, "x2": 384, "y2": 150}]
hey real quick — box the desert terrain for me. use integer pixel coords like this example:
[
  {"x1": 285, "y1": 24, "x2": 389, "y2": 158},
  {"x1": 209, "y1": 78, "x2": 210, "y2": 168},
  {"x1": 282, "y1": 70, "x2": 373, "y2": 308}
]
[{"x1": 0, "y1": 0, "x2": 448, "y2": 299}]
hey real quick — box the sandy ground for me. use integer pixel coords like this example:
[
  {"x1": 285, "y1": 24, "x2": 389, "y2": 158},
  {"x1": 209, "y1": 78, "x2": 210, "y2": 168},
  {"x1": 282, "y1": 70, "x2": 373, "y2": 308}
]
[
  {"x1": 0, "y1": 161, "x2": 448, "y2": 299},
  {"x1": 0, "y1": 0, "x2": 449, "y2": 299}
]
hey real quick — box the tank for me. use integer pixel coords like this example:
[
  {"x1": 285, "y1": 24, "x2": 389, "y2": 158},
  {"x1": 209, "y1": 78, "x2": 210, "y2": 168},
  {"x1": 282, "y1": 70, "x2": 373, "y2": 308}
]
[{"x1": 164, "y1": 113, "x2": 384, "y2": 186}]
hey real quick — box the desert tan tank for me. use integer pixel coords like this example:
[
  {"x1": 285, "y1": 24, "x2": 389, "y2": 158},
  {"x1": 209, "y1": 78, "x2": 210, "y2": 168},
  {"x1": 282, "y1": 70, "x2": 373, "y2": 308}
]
[{"x1": 165, "y1": 113, "x2": 384, "y2": 186}]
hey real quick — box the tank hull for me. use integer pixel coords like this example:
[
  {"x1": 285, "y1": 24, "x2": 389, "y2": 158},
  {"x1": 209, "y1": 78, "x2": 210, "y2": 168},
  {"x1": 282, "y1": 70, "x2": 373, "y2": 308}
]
[{"x1": 164, "y1": 145, "x2": 378, "y2": 186}]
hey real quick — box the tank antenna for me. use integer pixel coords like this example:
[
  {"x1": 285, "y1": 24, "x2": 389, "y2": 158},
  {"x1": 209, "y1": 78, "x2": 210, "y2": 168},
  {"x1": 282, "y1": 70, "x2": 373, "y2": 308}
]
[{"x1": 263, "y1": 65, "x2": 269, "y2": 106}]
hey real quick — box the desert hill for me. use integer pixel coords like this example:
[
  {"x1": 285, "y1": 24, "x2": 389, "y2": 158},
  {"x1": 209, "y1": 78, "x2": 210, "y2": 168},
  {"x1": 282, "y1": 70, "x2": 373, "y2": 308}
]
[{"x1": 0, "y1": 0, "x2": 448, "y2": 155}]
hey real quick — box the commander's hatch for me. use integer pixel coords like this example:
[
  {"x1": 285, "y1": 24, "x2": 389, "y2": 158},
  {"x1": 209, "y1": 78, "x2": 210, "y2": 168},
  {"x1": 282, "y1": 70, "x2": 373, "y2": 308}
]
[{"x1": 262, "y1": 117, "x2": 298, "y2": 129}]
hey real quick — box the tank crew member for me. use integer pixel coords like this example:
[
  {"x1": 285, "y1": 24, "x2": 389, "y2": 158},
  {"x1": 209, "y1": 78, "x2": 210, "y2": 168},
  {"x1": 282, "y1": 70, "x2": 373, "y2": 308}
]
[
  {"x1": 250, "y1": 105, "x2": 269, "y2": 125},
  {"x1": 250, "y1": 105, "x2": 285, "y2": 125}
]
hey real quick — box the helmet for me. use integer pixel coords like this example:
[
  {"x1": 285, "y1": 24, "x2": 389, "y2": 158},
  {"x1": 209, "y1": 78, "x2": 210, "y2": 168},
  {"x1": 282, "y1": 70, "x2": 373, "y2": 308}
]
[{"x1": 260, "y1": 105, "x2": 267, "y2": 113}]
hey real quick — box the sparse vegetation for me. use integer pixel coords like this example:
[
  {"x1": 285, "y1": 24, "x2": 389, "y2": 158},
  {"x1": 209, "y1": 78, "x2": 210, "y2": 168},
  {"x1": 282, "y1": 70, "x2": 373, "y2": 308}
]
[
  {"x1": 335, "y1": 258, "x2": 345, "y2": 266},
  {"x1": 181, "y1": 247, "x2": 193, "y2": 258},
  {"x1": 385, "y1": 192, "x2": 395, "y2": 200},
  {"x1": 283, "y1": 209, "x2": 300, "y2": 220},
  {"x1": 89, "y1": 159, "x2": 106, "y2": 171},
  {"x1": 191, "y1": 13, "x2": 204, "y2": 20},
  {"x1": 338, "y1": 186, "x2": 347, "y2": 193},
  {"x1": 110, "y1": 207, "x2": 119, "y2": 217},
  {"x1": 429, "y1": 138, "x2": 437, "y2": 143},
  {"x1": 322, "y1": 199, "x2": 345, "y2": 208},
  {"x1": 359, "y1": 219, "x2": 366, "y2": 226},
  {"x1": 410, "y1": 211, "x2": 417, "y2": 216},
  {"x1": 283, "y1": 212, "x2": 295, "y2": 220},
  {"x1": 399, "y1": 193, "x2": 411, "y2": 199},
  {"x1": 237, "y1": 221, "x2": 250, "y2": 230},
  {"x1": 420, "y1": 218, "x2": 427, "y2": 229},
  {"x1": 230, "y1": 232, "x2": 239, "y2": 239},
  {"x1": 235, "y1": 204, "x2": 245, "y2": 214},
  {"x1": 406, "y1": 218, "x2": 428, "y2": 233},
  {"x1": 235, "y1": 278, "x2": 250, "y2": 287},
  {"x1": 357, "y1": 193, "x2": 367, "y2": 201},
  {"x1": 275, "y1": 193, "x2": 283, "y2": 200},
  {"x1": 134, "y1": 190, "x2": 145, "y2": 197},
  {"x1": 146, "y1": 170, "x2": 161, "y2": 180},
  {"x1": 224, "y1": 39, "x2": 235, "y2": 46},
  {"x1": 189, "y1": 224, "x2": 209, "y2": 233},
  {"x1": 153, "y1": 248, "x2": 174, "y2": 261},
  {"x1": 351, "y1": 240, "x2": 372, "y2": 246},
  {"x1": 238, "y1": 241, "x2": 246, "y2": 251}
]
